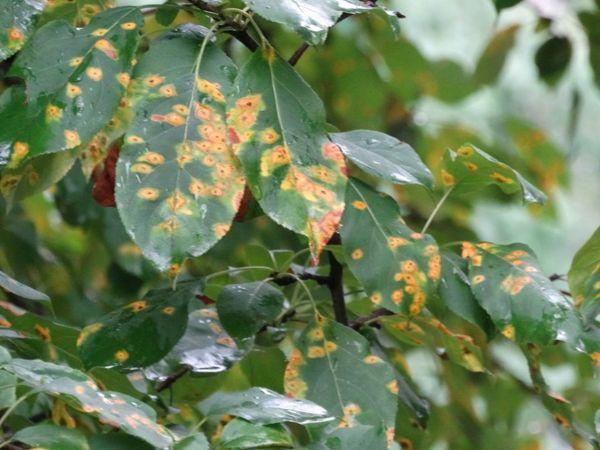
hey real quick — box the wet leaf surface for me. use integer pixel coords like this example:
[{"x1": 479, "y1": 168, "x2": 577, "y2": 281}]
[
  {"x1": 0, "y1": 0, "x2": 45, "y2": 61},
  {"x1": 218, "y1": 418, "x2": 293, "y2": 449}
]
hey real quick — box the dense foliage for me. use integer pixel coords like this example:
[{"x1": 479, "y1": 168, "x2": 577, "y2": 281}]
[{"x1": 0, "y1": 0, "x2": 599, "y2": 449}]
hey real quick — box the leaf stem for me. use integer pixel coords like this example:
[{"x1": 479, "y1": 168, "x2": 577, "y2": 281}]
[{"x1": 421, "y1": 188, "x2": 454, "y2": 234}]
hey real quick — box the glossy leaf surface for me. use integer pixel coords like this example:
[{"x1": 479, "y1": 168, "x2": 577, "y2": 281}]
[
  {"x1": 1, "y1": 8, "x2": 141, "y2": 167},
  {"x1": 77, "y1": 286, "x2": 194, "y2": 369},
  {"x1": 341, "y1": 178, "x2": 440, "y2": 315},
  {"x1": 116, "y1": 26, "x2": 244, "y2": 271},
  {"x1": 232, "y1": 47, "x2": 347, "y2": 262},
  {"x1": 0, "y1": 0, "x2": 45, "y2": 61},
  {"x1": 216, "y1": 282, "x2": 285, "y2": 339},
  {"x1": 0, "y1": 269, "x2": 49, "y2": 301},
  {"x1": 219, "y1": 419, "x2": 293, "y2": 449},
  {"x1": 200, "y1": 387, "x2": 332, "y2": 425},
  {"x1": 174, "y1": 434, "x2": 210, "y2": 450},
  {"x1": 568, "y1": 227, "x2": 600, "y2": 306},
  {"x1": 13, "y1": 424, "x2": 89, "y2": 450},
  {"x1": 40, "y1": 0, "x2": 115, "y2": 26},
  {"x1": 285, "y1": 315, "x2": 397, "y2": 437},
  {"x1": 441, "y1": 144, "x2": 546, "y2": 204},
  {"x1": 331, "y1": 130, "x2": 433, "y2": 188}
]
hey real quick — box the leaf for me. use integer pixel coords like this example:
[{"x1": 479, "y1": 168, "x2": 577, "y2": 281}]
[
  {"x1": 380, "y1": 314, "x2": 485, "y2": 372},
  {"x1": 174, "y1": 434, "x2": 210, "y2": 450},
  {"x1": 200, "y1": 387, "x2": 333, "y2": 425},
  {"x1": 1, "y1": 7, "x2": 142, "y2": 167},
  {"x1": 462, "y1": 242, "x2": 582, "y2": 346},
  {"x1": 155, "y1": 2, "x2": 179, "y2": 26},
  {"x1": 116, "y1": 26, "x2": 244, "y2": 271},
  {"x1": 89, "y1": 434, "x2": 154, "y2": 450},
  {"x1": 494, "y1": 0, "x2": 521, "y2": 10},
  {"x1": 580, "y1": 11, "x2": 600, "y2": 89},
  {"x1": 473, "y1": 25, "x2": 519, "y2": 86},
  {"x1": 218, "y1": 418, "x2": 293, "y2": 449},
  {"x1": 568, "y1": 226, "x2": 600, "y2": 321},
  {"x1": 441, "y1": 144, "x2": 546, "y2": 204},
  {"x1": 439, "y1": 251, "x2": 494, "y2": 334},
  {"x1": 232, "y1": 47, "x2": 347, "y2": 263},
  {"x1": 0, "y1": 269, "x2": 49, "y2": 301},
  {"x1": 13, "y1": 424, "x2": 89, "y2": 450},
  {"x1": 0, "y1": 0, "x2": 45, "y2": 62},
  {"x1": 284, "y1": 315, "x2": 397, "y2": 437},
  {"x1": 330, "y1": 130, "x2": 433, "y2": 188},
  {"x1": 216, "y1": 282, "x2": 285, "y2": 339},
  {"x1": 2, "y1": 358, "x2": 173, "y2": 447},
  {"x1": 145, "y1": 308, "x2": 249, "y2": 380},
  {"x1": 40, "y1": 0, "x2": 115, "y2": 26},
  {"x1": 77, "y1": 285, "x2": 195, "y2": 369},
  {"x1": 535, "y1": 36, "x2": 572, "y2": 86},
  {"x1": 0, "y1": 368, "x2": 16, "y2": 409},
  {"x1": 341, "y1": 178, "x2": 440, "y2": 315}
]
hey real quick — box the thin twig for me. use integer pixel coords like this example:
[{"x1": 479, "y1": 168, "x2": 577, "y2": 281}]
[
  {"x1": 155, "y1": 366, "x2": 189, "y2": 393},
  {"x1": 327, "y1": 234, "x2": 348, "y2": 325},
  {"x1": 350, "y1": 308, "x2": 393, "y2": 330}
]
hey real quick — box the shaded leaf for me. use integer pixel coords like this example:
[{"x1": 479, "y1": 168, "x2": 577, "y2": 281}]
[
  {"x1": 145, "y1": 308, "x2": 249, "y2": 380},
  {"x1": 2, "y1": 358, "x2": 173, "y2": 447},
  {"x1": 232, "y1": 47, "x2": 347, "y2": 263},
  {"x1": 473, "y1": 25, "x2": 519, "y2": 86},
  {"x1": 217, "y1": 282, "x2": 285, "y2": 339},
  {"x1": 441, "y1": 144, "x2": 546, "y2": 204},
  {"x1": 219, "y1": 418, "x2": 293, "y2": 449},
  {"x1": 200, "y1": 387, "x2": 333, "y2": 425},
  {"x1": 462, "y1": 242, "x2": 582, "y2": 346},
  {"x1": 535, "y1": 36, "x2": 572, "y2": 86},
  {"x1": 89, "y1": 433, "x2": 154, "y2": 450},
  {"x1": 0, "y1": 0, "x2": 45, "y2": 62},
  {"x1": 341, "y1": 178, "x2": 440, "y2": 315},
  {"x1": 494, "y1": 0, "x2": 521, "y2": 10},
  {"x1": 580, "y1": 11, "x2": 600, "y2": 89},
  {"x1": 0, "y1": 269, "x2": 49, "y2": 301},
  {"x1": 330, "y1": 130, "x2": 433, "y2": 188},
  {"x1": 13, "y1": 424, "x2": 89, "y2": 450},
  {"x1": 116, "y1": 26, "x2": 244, "y2": 271},
  {"x1": 568, "y1": 226, "x2": 600, "y2": 322},
  {"x1": 174, "y1": 434, "x2": 210, "y2": 450},
  {"x1": 155, "y1": 2, "x2": 179, "y2": 26},
  {"x1": 284, "y1": 315, "x2": 397, "y2": 435},
  {"x1": 77, "y1": 285, "x2": 195, "y2": 369},
  {"x1": 2, "y1": 7, "x2": 141, "y2": 167},
  {"x1": 40, "y1": 0, "x2": 115, "y2": 26}
]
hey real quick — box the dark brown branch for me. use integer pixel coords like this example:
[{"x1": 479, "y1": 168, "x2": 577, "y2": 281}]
[
  {"x1": 350, "y1": 308, "x2": 393, "y2": 330},
  {"x1": 271, "y1": 271, "x2": 330, "y2": 287},
  {"x1": 327, "y1": 234, "x2": 348, "y2": 325},
  {"x1": 288, "y1": 42, "x2": 310, "y2": 66},
  {"x1": 155, "y1": 366, "x2": 189, "y2": 393}
]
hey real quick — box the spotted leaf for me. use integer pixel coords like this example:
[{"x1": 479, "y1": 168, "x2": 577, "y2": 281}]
[
  {"x1": 441, "y1": 144, "x2": 546, "y2": 204},
  {"x1": 40, "y1": 0, "x2": 115, "y2": 26},
  {"x1": 463, "y1": 242, "x2": 582, "y2": 346},
  {"x1": 1, "y1": 358, "x2": 173, "y2": 447},
  {"x1": 341, "y1": 178, "x2": 440, "y2": 315},
  {"x1": 568, "y1": 226, "x2": 600, "y2": 323},
  {"x1": 77, "y1": 285, "x2": 194, "y2": 369},
  {"x1": 232, "y1": 47, "x2": 347, "y2": 263},
  {"x1": 284, "y1": 314, "x2": 397, "y2": 442},
  {"x1": 0, "y1": 0, "x2": 45, "y2": 62},
  {"x1": 116, "y1": 26, "x2": 244, "y2": 271},
  {"x1": 1, "y1": 7, "x2": 142, "y2": 167},
  {"x1": 331, "y1": 130, "x2": 433, "y2": 188},
  {"x1": 145, "y1": 308, "x2": 249, "y2": 381}
]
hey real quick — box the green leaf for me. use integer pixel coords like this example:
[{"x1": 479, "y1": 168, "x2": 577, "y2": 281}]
[
  {"x1": 568, "y1": 226, "x2": 600, "y2": 321},
  {"x1": 441, "y1": 144, "x2": 546, "y2": 204},
  {"x1": 200, "y1": 387, "x2": 332, "y2": 425},
  {"x1": 155, "y1": 2, "x2": 179, "y2": 26},
  {"x1": 89, "y1": 433, "x2": 154, "y2": 450},
  {"x1": 116, "y1": 26, "x2": 244, "y2": 271},
  {"x1": 174, "y1": 434, "x2": 210, "y2": 450},
  {"x1": 0, "y1": 368, "x2": 16, "y2": 409},
  {"x1": 581, "y1": 11, "x2": 600, "y2": 89},
  {"x1": 0, "y1": 0, "x2": 45, "y2": 62},
  {"x1": 2, "y1": 358, "x2": 173, "y2": 447},
  {"x1": 535, "y1": 36, "x2": 572, "y2": 86},
  {"x1": 473, "y1": 25, "x2": 519, "y2": 86},
  {"x1": 439, "y1": 251, "x2": 494, "y2": 334},
  {"x1": 77, "y1": 285, "x2": 195, "y2": 369},
  {"x1": 13, "y1": 424, "x2": 89, "y2": 450},
  {"x1": 341, "y1": 178, "x2": 440, "y2": 315},
  {"x1": 1, "y1": 7, "x2": 142, "y2": 167},
  {"x1": 284, "y1": 315, "x2": 397, "y2": 436},
  {"x1": 0, "y1": 269, "x2": 49, "y2": 301},
  {"x1": 218, "y1": 418, "x2": 293, "y2": 449},
  {"x1": 40, "y1": 0, "x2": 115, "y2": 26},
  {"x1": 216, "y1": 282, "x2": 285, "y2": 339},
  {"x1": 145, "y1": 308, "x2": 249, "y2": 380},
  {"x1": 380, "y1": 314, "x2": 485, "y2": 372},
  {"x1": 462, "y1": 242, "x2": 582, "y2": 346},
  {"x1": 330, "y1": 130, "x2": 433, "y2": 188},
  {"x1": 232, "y1": 47, "x2": 347, "y2": 263},
  {"x1": 493, "y1": 0, "x2": 521, "y2": 10}
]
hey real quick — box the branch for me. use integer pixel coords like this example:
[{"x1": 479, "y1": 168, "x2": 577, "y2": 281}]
[
  {"x1": 271, "y1": 271, "x2": 329, "y2": 287},
  {"x1": 155, "y1": 366, "x2": 189, "y2": 393},
  {"x1": 350, "y1": 308, "x2": 393, "y2": 330},
  {"x1": 327, "y1": 234, "x2": 348, "y2": 325}
]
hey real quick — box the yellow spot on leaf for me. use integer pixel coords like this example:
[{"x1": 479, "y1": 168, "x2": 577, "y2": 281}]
[
  {"x1": 364, "y1": 355, "x2": 382, "y2": 364},
  {"x1": 472, "y1": 274, "x2": 485, "y2": 285},
  {"x1": 370, "y1": 292, "x2": 382, "y2": 305},
  {"x1": 351, "y1": 249, "x2": 363, "y2": 260},
  {"x1": 441, "y1": 170, "x2": 455, "y2": 186},
  {"x1": 69, "y1": 56, "x2": 84, "y2": 67},
  {"x1": 92, "y1": 28, "x2": 108, "y2": 36},
  {"x1": 137, "y1": 187, "x2": 160, "y2": 201},
  {"x1": 131, "y1": 163, "x2": 153, "y2": 174},
  {"x1": 121, "y1": 22, "x2": 137, "y2": 30},
  {"x1": 490, "y1": 172, "x2": 514, "y2": 184},
  {"x1": 308, "y1": 346, "x2": 326, "y2": 358},
  {"x1": 115, "y1": 350, "x2": 129, "y2": 362},
  {"x1": 501, "y1": 324, "x2": 515, "y2": 340},
  {"x1": 129, "y1": 300, "x2": 147, "y2": 312},
  {"x1": 66, "y1": 83, "x2": 82, "y2": 97},
  {"x1": 46, "y1": 104, "x2": 62, "y2": 122},
  {"x1": 143, "y1": 75, "x2": 164, "y2": 87},
  {"x1": 86, "y1": 67, "x2": 103, "y2": 81},
  {"x1": 64, "y1": 130, "x2": 81, "y2": 148}
]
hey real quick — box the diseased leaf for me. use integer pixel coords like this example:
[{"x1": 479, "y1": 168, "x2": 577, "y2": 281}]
[
  {"x1": 285, "y1": 315, "x2": 397, "y2": 439},
  {"x1": 13, "y1": 424, "x2": 89, "y2": 450},
  {"x1": 568, "y1": 227, "x2": 600, "y2": 322},
  {"x1": 145, "y1": 308, "x2": 249, "y2": 380},
  {"x1": 116, "y1": 26, "x2": 244, "y2": 271},
  {"x1": 0, "y1": 0, "x2": 45, "y2": 62},
  {"x1": 232, "y1": 47, "x2": 347, "y2": 263},
  {"x1": 441, "y1": 144, "x2": 546, "y2": 204},
  {"x1": 1, "y1": 7, "x2": 142, "y2": 167},
  {"x1": 330, "y1": 130, "x2": 433, "y2": 188},
  {"x1": 218, "y1": 418, "x2": 293, "y2": 449},
  {"x1": 40, "y1": 0, "x2": 115, "y2": 26},
  {"x1": 77, "y1": 285, "x2": 195, "y2": 369},
  {"x1": 216, "y1": 282, "x2": 285, "y2": 339},
  {"x1": 0, "y1": 269, "x2": 49, "y2": 301},
  {"x1": 1, "y1": 358, "x2": 173, "y2": 447},
  {"x1": 341, "y1": 178, "x2": 440, "y2": 315},
  {"x1": 200, "y1": 387, "x2": 332, "y2": 425},
  {"x1": 462, "y1": 242, "x2": 582, "y2": 346}
]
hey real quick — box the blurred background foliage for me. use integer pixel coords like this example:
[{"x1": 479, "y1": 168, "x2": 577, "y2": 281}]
[{"x1": 0, "y1": 0, "x2": 599, "y2": 448}]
